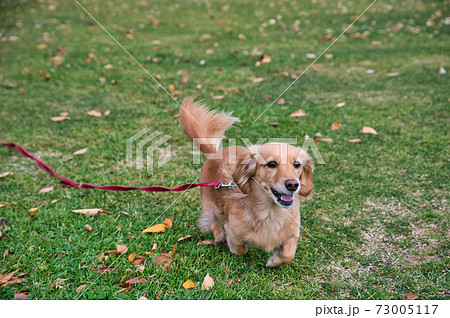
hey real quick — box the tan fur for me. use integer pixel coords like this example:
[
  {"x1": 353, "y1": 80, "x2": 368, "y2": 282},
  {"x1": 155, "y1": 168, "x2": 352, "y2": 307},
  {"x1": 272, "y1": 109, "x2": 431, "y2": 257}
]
[
  {"x1": 179, "y1": 96, "x2": 313, "y2": 267},
  {"x1": 179, "y1": 96, "x2": 239, "y2": 155}
]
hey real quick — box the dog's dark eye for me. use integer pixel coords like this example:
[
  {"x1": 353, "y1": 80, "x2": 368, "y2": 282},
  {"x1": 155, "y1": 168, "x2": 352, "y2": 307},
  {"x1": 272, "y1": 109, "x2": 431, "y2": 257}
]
[
  {"x1": 266, "y1": 161, "x2": 278, "y2": 168},
  {"x1": 294, "y1": 161, "x2": 301, "y2": 168}
]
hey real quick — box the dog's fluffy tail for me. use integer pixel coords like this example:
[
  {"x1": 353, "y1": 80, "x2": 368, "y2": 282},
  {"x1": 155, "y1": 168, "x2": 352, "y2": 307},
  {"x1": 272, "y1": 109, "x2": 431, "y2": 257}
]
[{"x1": 179, "y1": 96, "x2": 239, "y2": 155}]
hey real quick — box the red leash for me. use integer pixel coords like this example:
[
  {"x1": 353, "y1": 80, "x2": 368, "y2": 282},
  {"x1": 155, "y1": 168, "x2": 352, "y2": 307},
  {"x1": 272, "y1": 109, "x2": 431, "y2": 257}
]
[{"x1": 1, "y1": 142, "x2": 233, "y2": 192}]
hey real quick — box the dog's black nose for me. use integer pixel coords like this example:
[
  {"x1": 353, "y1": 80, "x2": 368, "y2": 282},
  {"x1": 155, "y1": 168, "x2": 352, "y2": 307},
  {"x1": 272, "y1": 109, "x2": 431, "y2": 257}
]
[{"x1": 285, "y1": 179, "x2": 299, "y2": 192}]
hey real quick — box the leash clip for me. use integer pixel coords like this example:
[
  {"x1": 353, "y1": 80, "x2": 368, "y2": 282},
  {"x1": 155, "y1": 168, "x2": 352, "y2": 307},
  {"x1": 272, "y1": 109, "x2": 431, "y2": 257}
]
[{"x1": 215, "y1": 180, "x2": 236, "y2": 189}]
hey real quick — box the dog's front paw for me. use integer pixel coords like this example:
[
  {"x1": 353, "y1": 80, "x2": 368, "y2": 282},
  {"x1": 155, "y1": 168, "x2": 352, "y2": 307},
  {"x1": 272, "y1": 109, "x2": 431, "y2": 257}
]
[
  {"x1": 214, "y1": 232, "x2": 227, "y2": 245},
  {"x1": 266, "y1": 255, "x2": 281, "y2": 268}
]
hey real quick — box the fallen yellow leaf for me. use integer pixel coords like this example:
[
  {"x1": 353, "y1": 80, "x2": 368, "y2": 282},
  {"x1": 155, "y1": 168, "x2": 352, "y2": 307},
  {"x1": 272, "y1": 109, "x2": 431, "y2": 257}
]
[
  {"x1": 142, "y1": 223, "x2": 166, "y2": 233},
  {"x1": 331, "y1": 123, "x2": 341, "y2": 130},
  {"x1": 163, "y1": 218, "x2": 173, "y2": 228},
  {"x1": 29, "y1": 207, "x2": 40, "y2": 212},
  {"x1": 183, "y1": 280, "x2": 195, "y2": 290},
  {"x1": 128, "y1": 252, "x2": 136, "y2": 263}
]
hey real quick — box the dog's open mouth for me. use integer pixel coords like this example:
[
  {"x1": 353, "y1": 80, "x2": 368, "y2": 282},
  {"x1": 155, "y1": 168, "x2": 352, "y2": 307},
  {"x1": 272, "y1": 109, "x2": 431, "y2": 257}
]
[{"x1": 270, "y1": 187, "x2": 294, "y2": 207}]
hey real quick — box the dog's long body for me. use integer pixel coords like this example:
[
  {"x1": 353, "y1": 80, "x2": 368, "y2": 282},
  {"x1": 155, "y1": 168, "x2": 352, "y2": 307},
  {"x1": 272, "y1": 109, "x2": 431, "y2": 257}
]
[{"x1": 179, "y1": 96, "x2": 313, "y2": 267}]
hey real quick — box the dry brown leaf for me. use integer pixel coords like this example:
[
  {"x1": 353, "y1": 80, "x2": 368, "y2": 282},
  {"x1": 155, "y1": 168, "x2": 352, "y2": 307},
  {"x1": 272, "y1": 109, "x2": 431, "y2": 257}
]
[
  {"x1": 142, "y1": 223, "x2": 166, "y2": 233},
  {"x1": 0, "y1": 270, "x2": 18, "y2": 284},
  {"x1": 212, "y1": 95, "x2": 224, "y2": 100},
  {"x1": 317, "y1": 138, "x2": 333, "y2": 143},
  {"x1": 128, "y1": 252, "x2": 136, "y2": 263},
  {"x1": 360, "y1": 126, "x2": 378, "y2": 135},
  {"x1": 55, "y1": 278, "x2": 68, "y2": 288},
  {"x1": 201, "y1": 273, "x2": 214, "y2": 290},
  {"x1": 347, "y1": 139, "x2": 362, "y2": 143},
  {"x1": 29, "y1": 207, "x2": 40, "y2": 212},
  {"x1": 1, "y1": 270, "x2": 26, "y2": 288},
  {"x1": 37, "y1": 43, "x2": 48, "y2": 50},
  {"x1": 138, "y1": 296, "x2": 148, "y2": 300},
  {"x1": 151, "y1": 243, "x2": 157, "y2": 251},
  {"x1": 13, "y1": 292, "x2": 29, "y2": 300},
  {"x1": 168, "y1": 84, "x2": 175, "y2": 92},
  {"x1": 256, "y1": 54, "x2": 271, "y2": 66},
  {"x1": 104, "y1": 110, "x2": 110, "y2": 116},
  {"x1": 152, "y1": 253, "x2": 171, "y2": 271},
  {"x1": 269, "y1": 122, "x2": 279, "y2": 126},
  {"x1": 163, "y1": 218, "x2": 173, "y2": 228},
  {"x1": 72, "y1": 209, "x2": 108, "y2": 216},
  {"x1": 252, "y1": 77, "x2": 265, "y2": 83},
  {"x1": 177, "y1": 235, "x2": 192, "y2": 242},
  {"x1": 197, "y1": 239, "x2": 215, "y2": 246},
  {"x1": 290, "y1": 109, "x2": 306, "y2": 117},
  {"x1": 277, "y1": 98, "x2": 285, "y2": 105},
  {"x1": 76, "y1": 285, "x2": 87, "y2": 292},
  {"x1": 306, "y1": 53, "x2": 317, "y2": 59},
  {"x1": 84, "y1": 224, "x2": 93, "y2": 232},
  {"x1": 183, "y1": 280, "x2": 195, "y2": 290},
  {"x1": 404, "y1": 292, "x2": 419, "y2": 300},
  {"x1": 0, "y1": 172, "x2": 14, "y2": 178},
  {"x1": 2, "y1": 277, "x2": 25, "y2": 288},
  {"x1": 39, "y1": 186, "x2": 54, "y2": 194},
  {"x1": 132, "y1": 256, "x2": 146, "y2": 266},
  {"x1": 152, "y1": 245, "x2": 176, "y2": 271},
  {"x1": 0, "y1": 203, "x2": 13, "y2": 208},
  {"x1": 87, "y1": 109, "x2": 102, "y2": 117},
  {"x1": 116, "y1": 244, "x2": 128, "y2": 254},
  {"x1": 336, "y1": 102, "x2": 346, "y2": 107},
  {"x1": 93, "y1": 265, "x2": 118, "y2": 274},
  {"x1": 50, "y1": 116, "x2": 69, "y2": 122},
  {"x1": 64, "y1": 157, "x2": 73, "y2": 162},
  {"x1": 331, "y1": 123, "x2": 341, "y2": 130},
  {"x1": 73, "y1": 148, "x2": 88, "y2": 155},
  {"x1": 386, "y1": 72, "x2": 399, "y2": 77},
  {"x1": 121, "y1": 277, "x2": 149, "y2": 288}
]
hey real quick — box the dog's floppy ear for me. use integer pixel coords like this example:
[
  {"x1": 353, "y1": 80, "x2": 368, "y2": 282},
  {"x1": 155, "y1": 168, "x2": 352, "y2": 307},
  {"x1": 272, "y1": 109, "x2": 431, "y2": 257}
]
[
  {"x1": 299, "y1": 158, "x2": 314, "y2": 198},
  {"x1": 233, "y1": 151, "x2": 257, "y2": 193}
]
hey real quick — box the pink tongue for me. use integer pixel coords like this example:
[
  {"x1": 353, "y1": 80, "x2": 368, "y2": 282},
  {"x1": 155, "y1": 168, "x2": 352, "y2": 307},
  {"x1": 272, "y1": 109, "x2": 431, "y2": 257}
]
[{"x1": 281, "y1": 194, "x2": 292, "y2": 201}]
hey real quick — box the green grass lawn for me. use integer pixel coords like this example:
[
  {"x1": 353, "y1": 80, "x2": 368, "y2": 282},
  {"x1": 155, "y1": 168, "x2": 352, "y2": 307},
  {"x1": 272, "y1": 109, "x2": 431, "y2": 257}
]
[{"x1": 0, "y1": 0, "x2": 448, "y2": 299}]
